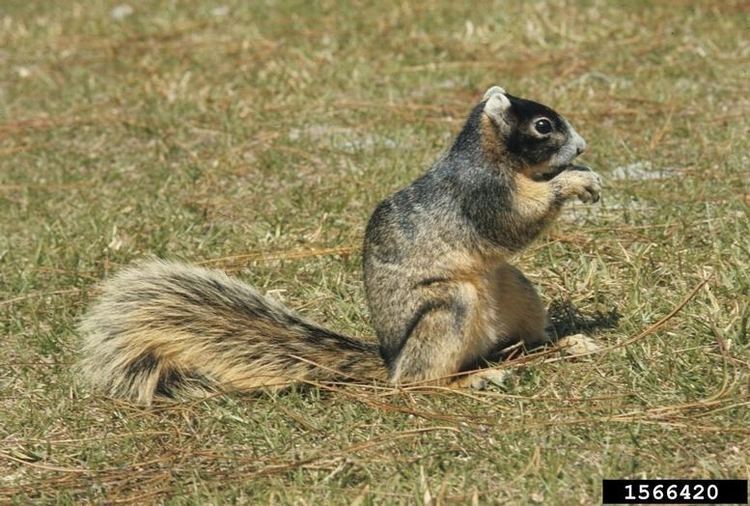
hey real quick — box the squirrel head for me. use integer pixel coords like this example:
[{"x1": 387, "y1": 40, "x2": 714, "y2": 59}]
[{"x1": 480, "y1": 86, "x2": 587, "y2": 179}]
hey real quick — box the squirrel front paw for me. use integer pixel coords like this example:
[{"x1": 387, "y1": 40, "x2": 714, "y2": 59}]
[{"x1": 552, "y1": 166, "x2": 602, "y2": 203}]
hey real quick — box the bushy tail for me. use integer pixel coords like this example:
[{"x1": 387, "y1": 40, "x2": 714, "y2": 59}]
[{"x1": 78, "y1": 260, "x2": 386, "y2": 405}]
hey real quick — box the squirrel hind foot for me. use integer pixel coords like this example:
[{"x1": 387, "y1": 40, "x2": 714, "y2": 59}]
[
  {"x1": 557, "y1": 334, "x2": 601, "y2": 356},
  {"x1": 454, "y1": 368, "x2": 511, "y2": 390}
]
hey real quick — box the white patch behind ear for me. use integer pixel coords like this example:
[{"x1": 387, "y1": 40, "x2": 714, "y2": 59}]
[
  {"x1": 484, "y1": 92, "x2": 511, "y2": 125},
  {"x1": 483, "y1": 85, "x2": 507, "y2": 100}
]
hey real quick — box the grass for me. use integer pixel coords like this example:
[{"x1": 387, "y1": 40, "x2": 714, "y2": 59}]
[{"x1": 1, "y1": 0, "x2": 748, "y2": 503}]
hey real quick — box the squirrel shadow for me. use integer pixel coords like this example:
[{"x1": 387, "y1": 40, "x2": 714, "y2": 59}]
[{"x1": 546, "y1": 299, "x2": 621, "y2": 339}]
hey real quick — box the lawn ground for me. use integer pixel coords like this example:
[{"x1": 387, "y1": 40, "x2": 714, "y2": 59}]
[{"x1": 1, "y1": 0, "x2": 748, "y2": 503}]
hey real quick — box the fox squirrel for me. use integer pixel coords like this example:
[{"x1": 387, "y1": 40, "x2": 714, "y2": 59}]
[{"x1": 78, "y1": 86, "x2": 602, "y2": 404}]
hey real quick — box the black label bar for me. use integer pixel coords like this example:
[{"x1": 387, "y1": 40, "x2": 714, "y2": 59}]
[{"x1": 602, "y1": 479, "x2": 748, "y2": 504}]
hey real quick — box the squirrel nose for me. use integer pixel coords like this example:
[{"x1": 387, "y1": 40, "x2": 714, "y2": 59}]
[{"x1": 576, "y1": 139, "x2": 587, "y2": 156}]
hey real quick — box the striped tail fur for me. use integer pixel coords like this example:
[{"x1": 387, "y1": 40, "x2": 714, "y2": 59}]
[{"x1": 78, "y1": 260, "x2": 386, "y2": 405}]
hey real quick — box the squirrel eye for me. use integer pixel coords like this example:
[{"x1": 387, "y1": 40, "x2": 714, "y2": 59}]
[{"x1": 534, "y1": 118, "x2": 553, "y2": 135}]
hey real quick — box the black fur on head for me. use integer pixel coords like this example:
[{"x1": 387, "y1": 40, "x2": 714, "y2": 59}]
[
  {"x1": 450, "y1": 86, "x2": 587, "y2": 178},
  {"x1": 503, "y1": 94, "x2": 571, "y2": 165}
]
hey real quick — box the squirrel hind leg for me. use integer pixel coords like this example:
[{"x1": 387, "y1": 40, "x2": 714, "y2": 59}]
[
  {"x1": 386, "y1": 286, "x2": 494, "y2": 386},
  {"x1": 487, "y1": 263, "x2": 552, "y2": 352},
  {"x1": 387, "y1": 304, "x2": 469, "y2": 386}
]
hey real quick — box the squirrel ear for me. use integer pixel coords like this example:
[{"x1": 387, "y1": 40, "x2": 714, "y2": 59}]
[
  {"x1": 483, "y1": 85, "x2": 506, "y2": 100},
  {"x1": 483, "y1": 92, "x2": 512, "y2": 127}
]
